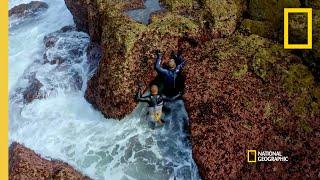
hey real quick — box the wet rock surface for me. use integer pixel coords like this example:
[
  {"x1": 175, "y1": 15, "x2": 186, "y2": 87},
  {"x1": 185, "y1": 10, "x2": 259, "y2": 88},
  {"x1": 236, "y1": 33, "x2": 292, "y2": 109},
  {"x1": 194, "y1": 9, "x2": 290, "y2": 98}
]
[
  {"x1": 64, "y1": 0, "x2": 320, "y2": 179},
  {"x1": 10, "y1": 26, "x2": 90, "y2": 104},
  {"x1": 9, "y1": 142, "x2": 90, "y2": 180},
  {"x1": 43, "y1": 26, "x2": 89, "y2": 65},
  {"x1": 9, "y1": 1, "x2": 49, "y2": 29},
  {"x1": 9, "y1": 1, "x2": 48, "y2": 18},
  {"x1": 22, "y1": 74, "x2": 43, "y2": 103}
]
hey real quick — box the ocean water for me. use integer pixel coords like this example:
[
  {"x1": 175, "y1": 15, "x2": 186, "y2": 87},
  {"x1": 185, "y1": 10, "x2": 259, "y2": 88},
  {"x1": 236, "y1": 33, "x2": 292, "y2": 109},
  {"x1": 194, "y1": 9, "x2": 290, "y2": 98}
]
[{"x1": 8, "y1": 0, "x2": 200, "y2": 179}]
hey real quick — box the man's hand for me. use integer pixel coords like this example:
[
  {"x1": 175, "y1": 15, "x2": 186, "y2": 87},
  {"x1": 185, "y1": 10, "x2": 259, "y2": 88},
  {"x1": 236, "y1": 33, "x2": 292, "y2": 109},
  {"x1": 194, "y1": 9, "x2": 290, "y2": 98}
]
[
  {"x1": 136, "y1": 81, "x2": 144, "y2": 92},
  {"x1": 170, "y1": 51, "x2": 177, "y2": 59},
  {"x1": 155, "y1": 50, "x2": 162, "y2": 58}
]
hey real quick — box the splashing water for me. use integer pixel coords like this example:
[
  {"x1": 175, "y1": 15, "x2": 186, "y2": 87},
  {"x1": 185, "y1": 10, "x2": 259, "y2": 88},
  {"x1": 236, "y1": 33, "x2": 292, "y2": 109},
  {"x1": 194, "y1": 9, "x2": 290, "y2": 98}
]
[{"x1": 9, "y1": 0, "x2": 200, "y2": 179}]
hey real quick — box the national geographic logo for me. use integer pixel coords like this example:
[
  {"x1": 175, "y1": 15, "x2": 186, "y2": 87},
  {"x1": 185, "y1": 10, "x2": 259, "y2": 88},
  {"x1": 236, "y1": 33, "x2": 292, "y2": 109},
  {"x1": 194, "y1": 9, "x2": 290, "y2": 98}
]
[
  {"x1": 247, "y1": 150, "x2": 256, "y2": 163},
  {"x1": 247, "y1": 150, "x2": 288, "y2": 163}
]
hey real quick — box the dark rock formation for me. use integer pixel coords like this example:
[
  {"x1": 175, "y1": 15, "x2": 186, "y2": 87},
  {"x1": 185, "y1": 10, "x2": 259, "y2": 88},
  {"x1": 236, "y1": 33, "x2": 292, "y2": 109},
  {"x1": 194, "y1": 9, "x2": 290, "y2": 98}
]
[
  {"x1": 160, "y1": 0, "x2": 247, "y2": 37},
  {"x1": 22, "y1": 74, "x2": 43, "y2": 103},
  {"x1": 9, "y1": 142, "x2": 90, "y2": 180},
  {"x1": 9, "y1": 1, "x2": 48, "y2": 18},
  {"x1": 64, "y1": 0, "x2": 144, "y2": 42},
  {"x1": 64, "y1": 0, "x2": 320, "y2": 179}
]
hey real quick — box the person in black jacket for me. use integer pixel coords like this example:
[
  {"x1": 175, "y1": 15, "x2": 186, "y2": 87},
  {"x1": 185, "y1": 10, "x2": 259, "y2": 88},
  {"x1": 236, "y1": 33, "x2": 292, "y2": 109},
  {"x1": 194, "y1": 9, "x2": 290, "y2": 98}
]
[
  {"x1": 135, "y1": 84, "x2": 181, "y2": 129},
  {"x1": 155, "y1": 50, "x2": 186, "y2": 97}
]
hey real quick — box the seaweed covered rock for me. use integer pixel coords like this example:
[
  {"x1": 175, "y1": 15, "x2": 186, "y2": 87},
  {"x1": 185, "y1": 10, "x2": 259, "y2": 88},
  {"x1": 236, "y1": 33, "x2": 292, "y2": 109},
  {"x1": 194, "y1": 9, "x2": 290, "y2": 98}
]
[
  {"x1": 247, "y1": 0, "x2": 301, "y2": 40},
  {"x1": 249, "y1": 0, "x2": 301, "y2": 22},
  {"x1": 64, "y1": 0, "x2": 320, "y2": 179},
  {"x1": 201, "y1": 0, "x2": 247, "y2": 36},
  {"x1": 66, "y1": 0, "x2": 200, "y2": 118},
  {"x1": 9, "y1": 142, "x2": 90, "y2": 180},
  {"x1": 86, "y1": 10, "x2": 199, "y2": 118},
  {"x1": 65, "y1": 0, "x2": 249, "y2": 118},
  {"x1": 240, "y1": 19, "x2": 274, "y2": 39},
  {"x1": 183, "y1": 34, "x2": 320, "y2": 179},
  {"x1": 160, "y1": 0, "x2": 247, "y2": 36}
]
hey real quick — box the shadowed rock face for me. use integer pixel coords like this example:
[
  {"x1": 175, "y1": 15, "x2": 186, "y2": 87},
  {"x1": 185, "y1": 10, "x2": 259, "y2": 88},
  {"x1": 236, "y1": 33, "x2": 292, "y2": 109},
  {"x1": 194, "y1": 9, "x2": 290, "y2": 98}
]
[
  {"x1": 9, "y1": 142, "x2": 90, "y2": 180},
  {"x1": 64, "y1": 0, "x2": 320, "y2": 179},
  {"x1": 9, "y1": 1, "x2": 48, "y2": 18}
]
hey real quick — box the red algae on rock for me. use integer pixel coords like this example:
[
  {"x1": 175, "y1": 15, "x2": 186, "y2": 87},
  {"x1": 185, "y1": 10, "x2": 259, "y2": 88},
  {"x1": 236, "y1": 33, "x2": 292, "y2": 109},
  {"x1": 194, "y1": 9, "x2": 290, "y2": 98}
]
[
  {"x1": 9, "y1": 142, "x2": 90, "y2": 180},
  {"x1": 64, "y1": 0, "x2": 320, "y2": 179}
]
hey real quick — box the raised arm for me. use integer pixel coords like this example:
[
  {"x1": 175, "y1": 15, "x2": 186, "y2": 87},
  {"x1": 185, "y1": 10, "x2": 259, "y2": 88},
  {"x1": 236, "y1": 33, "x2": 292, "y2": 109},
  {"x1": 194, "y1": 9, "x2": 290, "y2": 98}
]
[
  {"x1": 171, "y1": 50, "x2": 186, "y2": 73},
  {"x1": 175, "y1": 55, "x2": 186, "y2": 73},
  {"x1": 135, "y1": 91, "x2": 150, "y2": 103},
  {"x1": 155, "y1": 52, "x2": 169, "y2": 76},
  {"x1": 162, "y1": 92, "x2": 182, "y2": 102}
]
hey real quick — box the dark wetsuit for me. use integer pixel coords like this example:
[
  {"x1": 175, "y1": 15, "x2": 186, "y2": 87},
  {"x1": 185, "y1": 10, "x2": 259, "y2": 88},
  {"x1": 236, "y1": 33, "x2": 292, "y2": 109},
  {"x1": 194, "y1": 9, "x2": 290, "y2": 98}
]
[
  {"x1": 155, "y1": 54, "x2": 186, "y2": 97},
  {"x1": 135, "y1": 91, "x2": 181, "y2": 128}
]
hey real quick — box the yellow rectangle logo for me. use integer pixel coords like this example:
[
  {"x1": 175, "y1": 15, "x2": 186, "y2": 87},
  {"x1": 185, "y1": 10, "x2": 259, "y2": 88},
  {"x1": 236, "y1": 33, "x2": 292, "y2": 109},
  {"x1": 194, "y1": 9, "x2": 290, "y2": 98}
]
[
  {"x1": 247, "y1": 150, "x2": 257, "y2": 163},
  {"x1": 284, "y1": 8, "x2": 313, "y2": 49}
]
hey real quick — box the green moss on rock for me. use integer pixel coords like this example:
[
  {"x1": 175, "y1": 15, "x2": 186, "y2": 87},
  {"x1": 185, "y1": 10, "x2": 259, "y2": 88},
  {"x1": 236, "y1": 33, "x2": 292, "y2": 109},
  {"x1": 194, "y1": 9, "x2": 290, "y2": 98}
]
[
  {"x1": 149, "y1": 12, "x2": 199, "y2": 35},
  {"x1": 252, "y1": 48, "x2": 276, "y2": 80},
  {"x1": 272, "y1": 117, "x2": 285, "y2": 128},
  {"x1": 240, "y1": 19, "x2": 274, "y2": 38},
  {"x1": 284, "y1": 64, "x2": 314, "y2": 96},
  {"x1": 160, "y1": 0, "x2": 194, "y2": 11},
  {"x1": 232, "y1": 64, "x2": 248, "y2": 77},
  {"x1": 212, "y1": 34, "x2": 273, "y2": 63},
  {"x1": 264, "y1": 101, "x2": 273, "y2": 118},
  {"x1": 203, "y1": 0, "x2": 246, "y2": 36},
  {"x1": 249, "y1": 0, "x2": 300, "y2": 22},
  {"x1": 248, "y1": 0, "x2": 301, "y2": 40},
  {"x1": 299, "y1": 119, "x2": 313, "y2": 132},
  {"x1": 284, "y1": 64, "x2": 319, "y2": 118}
]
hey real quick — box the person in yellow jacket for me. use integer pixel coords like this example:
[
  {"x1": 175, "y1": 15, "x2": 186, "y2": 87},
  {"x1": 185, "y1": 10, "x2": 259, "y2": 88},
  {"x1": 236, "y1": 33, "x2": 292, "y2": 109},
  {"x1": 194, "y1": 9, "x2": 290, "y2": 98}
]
[{"x1": 135, "y1": 84, "x2": 181, "y2": 129}]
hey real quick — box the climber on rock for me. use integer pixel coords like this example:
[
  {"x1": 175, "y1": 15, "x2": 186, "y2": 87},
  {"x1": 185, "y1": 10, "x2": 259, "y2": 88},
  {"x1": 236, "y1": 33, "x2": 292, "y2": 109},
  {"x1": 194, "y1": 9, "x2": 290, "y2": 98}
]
[
  {"x1": 155, "y1": 49, "x2": 186, "y2": 97},
  {"x1": 135, "y1": 84, "x2": 181, "y2": 129}
]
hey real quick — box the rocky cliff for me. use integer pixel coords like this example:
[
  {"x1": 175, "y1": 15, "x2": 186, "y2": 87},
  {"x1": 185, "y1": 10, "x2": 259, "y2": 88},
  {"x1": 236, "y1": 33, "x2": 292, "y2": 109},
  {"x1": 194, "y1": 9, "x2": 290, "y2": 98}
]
[
  {"x1": 9, "y1": 142, "x2": 90, "y2": 180},
  {"x1": 65, "y1": 0, "x2": 320, "y2": 179}
]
